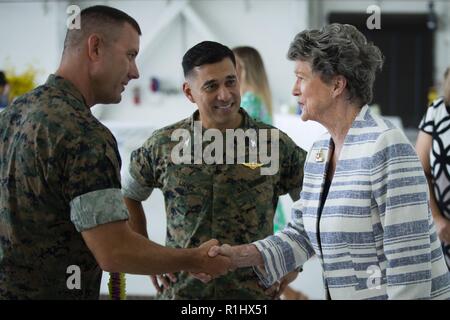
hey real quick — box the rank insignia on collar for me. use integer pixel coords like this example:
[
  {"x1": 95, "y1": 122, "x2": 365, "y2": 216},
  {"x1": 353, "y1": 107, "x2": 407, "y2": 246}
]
[
  {"x1": 242, "y1": 162, "x2": 263, "y2": 169},
  {"x1": 315, "y1": 149, "x2": 324, "y2": 162}
]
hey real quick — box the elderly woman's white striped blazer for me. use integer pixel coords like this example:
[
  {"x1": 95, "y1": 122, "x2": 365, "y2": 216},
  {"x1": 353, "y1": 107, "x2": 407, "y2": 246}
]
[{"x1": 254, "y1": 105, "x2": 450, "y2": 300}]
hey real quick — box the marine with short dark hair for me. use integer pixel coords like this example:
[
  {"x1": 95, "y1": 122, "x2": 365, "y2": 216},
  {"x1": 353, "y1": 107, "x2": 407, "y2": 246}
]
[{"x1": 123, "y1": 41, "x2": 307, "y2": 299}]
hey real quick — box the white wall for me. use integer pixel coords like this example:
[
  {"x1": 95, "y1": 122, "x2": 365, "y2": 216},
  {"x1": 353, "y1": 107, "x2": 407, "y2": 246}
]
[
  {"x1": 0, "y1": 1, "x2": 65, "y2": 84},
  {"x1": 103, "y1": 0, "x2": 309, "y2": 109},
  {"x1": 189, "y1": 0, "x2": 308, "y2": 107}
]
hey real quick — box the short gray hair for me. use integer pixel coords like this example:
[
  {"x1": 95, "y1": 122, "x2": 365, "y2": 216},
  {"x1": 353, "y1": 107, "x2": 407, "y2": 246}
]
[{"x1": 288, "y1": 23, "x2": 384, "y2": 106}]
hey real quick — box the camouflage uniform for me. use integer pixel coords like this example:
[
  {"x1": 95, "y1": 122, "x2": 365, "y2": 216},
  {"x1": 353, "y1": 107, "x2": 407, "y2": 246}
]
[
  {"x1": 0, "y1": 75, "x2": 129, "y2": 299},
  {"x1": 123, "y1": 109, "x2": 306, "y2": 299}
]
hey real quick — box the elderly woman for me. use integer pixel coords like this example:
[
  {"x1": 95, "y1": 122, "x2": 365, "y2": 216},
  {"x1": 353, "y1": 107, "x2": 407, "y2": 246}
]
[
  {"x1": 199, "y1": 23, "x2": 450, "y2": 300},
  {"x1": 416, "y1": 67, "x2": 450, "y2": 270}
]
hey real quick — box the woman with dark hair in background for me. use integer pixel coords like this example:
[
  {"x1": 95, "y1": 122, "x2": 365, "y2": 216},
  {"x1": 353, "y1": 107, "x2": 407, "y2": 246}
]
[{"x1": 416, "y1": 67, "x2": 450, "y2": 270}]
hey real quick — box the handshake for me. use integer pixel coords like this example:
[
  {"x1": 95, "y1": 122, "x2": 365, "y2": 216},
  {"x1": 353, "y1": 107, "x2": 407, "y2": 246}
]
[
  {"x1": 152, "y1": 239, "x2": 302, "y2": 299},
  {"x1": 189, "y1": 239, "x2": 258, "y2": 280},
  {"x1": 190, "y1": 241, "x2": 243, "y2": 283},
  {"x1": 151, "y1": 239, "x2": 264, "y2": 293}
]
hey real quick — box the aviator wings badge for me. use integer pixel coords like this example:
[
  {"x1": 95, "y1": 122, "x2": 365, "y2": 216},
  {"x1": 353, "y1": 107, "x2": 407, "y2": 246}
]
[{"x1": 242, "y1": 162, "x2": 264, "y2": 170}]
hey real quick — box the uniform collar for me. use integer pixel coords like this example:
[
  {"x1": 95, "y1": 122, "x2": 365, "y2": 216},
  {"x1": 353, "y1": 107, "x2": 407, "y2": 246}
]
[
  {"x1": 189, "y1": 107, "x2": 256, "y2": 132},
  {"x1": 45, "y1": 74, "x2": 88, "y2": 110}
]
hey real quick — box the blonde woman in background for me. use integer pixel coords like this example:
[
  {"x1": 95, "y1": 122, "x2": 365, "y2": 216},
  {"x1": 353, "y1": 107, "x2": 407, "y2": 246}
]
[
  {"x1": 233, "y1": 46, "x2": 307, "y2": 300},
  {"x1": 416, "y1": 67, "x2": 450, "y2": 269},
  {"x1": 233, "y1": 46, "x2": 273, "y2": 124}
]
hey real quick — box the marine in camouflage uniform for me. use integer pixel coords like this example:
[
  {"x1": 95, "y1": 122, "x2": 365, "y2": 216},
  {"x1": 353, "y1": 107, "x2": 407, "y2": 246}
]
[
  {"x1": 123, "y1": 108, "x2": 306, "y2": 299},
  {"x1": 0, "y1": 75, "x2": 129, "y2": 299}
]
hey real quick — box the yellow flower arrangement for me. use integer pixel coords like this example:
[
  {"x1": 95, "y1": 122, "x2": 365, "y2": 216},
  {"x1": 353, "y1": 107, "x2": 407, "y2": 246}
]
[{"x1": 5, "y1": 66, "x2": 39, "y2": 102}]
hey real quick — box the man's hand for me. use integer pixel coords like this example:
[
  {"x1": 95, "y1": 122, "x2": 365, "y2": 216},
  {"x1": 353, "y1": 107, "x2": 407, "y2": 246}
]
[
  {"x1": 191, "y1": 243, "x2": 264, "y2": 283},
  {"x1": 150, "y1": 273, "x2": 177, "y2": 294},
  {"x1": 191, "y1": 239, "x2": 231, "y2": 278},
  {"x1": 208, "y1": 244, "x2": 237, "y2": 268},
  {"x1": 436, "y1": 216, "x2": 450, "y2": 244},
  {"x1": 190, "y1": 243, "x2": 236, "y2": 283}
]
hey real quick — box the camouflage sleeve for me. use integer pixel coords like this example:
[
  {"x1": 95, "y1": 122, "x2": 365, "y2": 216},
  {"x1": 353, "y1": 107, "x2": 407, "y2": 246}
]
[
  {"x1": 70, "y1": 188, "x2": 129, "y2": 232},
  {"x1": 278, "y1": 134, "x2": 307, "y2": 197},
  {"x1": 63, "y1": 137, "x2": 127, "y2": 231},
  {"x1": 128, "y1": 138, "x2": 157, "y2": 188},
  {"x1": 121, "y1": 168, "x2": 153, "y2": 201},
  {"x1": 64, "y1": 139, "x2": 122, "y2": 200}
]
